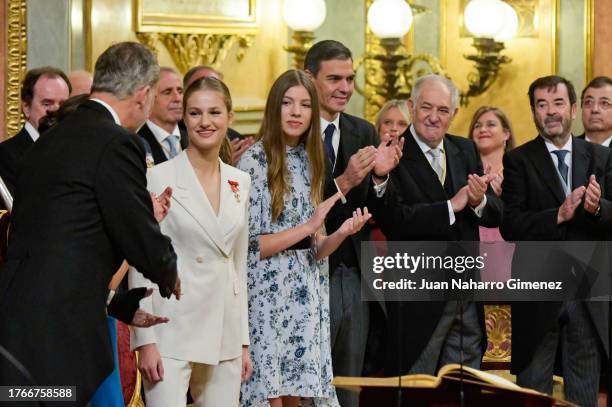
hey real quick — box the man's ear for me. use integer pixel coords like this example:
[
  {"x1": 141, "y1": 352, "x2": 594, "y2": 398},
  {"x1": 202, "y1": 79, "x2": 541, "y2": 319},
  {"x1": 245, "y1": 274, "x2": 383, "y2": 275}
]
[
  {"x1": 304, "y1": 69, "x2": 314, "y2": 80},
  {"x1": 570, "y1": 102, "x2": 577, "y2": 119},
  {"x1": 134, "y1": 86, "x2": 151, "y2": 107},
  {"x1": 21, "y1": 101, "x2": 31, "y2": 119}
]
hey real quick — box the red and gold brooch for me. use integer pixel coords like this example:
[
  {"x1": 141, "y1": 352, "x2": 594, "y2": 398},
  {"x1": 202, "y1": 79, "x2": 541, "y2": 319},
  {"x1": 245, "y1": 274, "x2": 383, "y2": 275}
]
[{"x1": 228, "y1": 180, "x2": 240, "y2": 202}]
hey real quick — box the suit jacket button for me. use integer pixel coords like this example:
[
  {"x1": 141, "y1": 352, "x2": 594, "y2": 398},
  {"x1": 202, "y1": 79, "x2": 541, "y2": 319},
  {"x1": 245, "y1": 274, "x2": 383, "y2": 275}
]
[{"x1": 196, "y1": 256, "x2": 204, "y2": 263}]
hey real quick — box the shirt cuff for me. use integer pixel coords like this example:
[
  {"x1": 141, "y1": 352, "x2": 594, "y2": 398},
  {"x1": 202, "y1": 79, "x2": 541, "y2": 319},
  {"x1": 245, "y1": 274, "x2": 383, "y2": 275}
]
[
  {"x1": 471, "y1": 194, "x2": 487, "y2": 218},
  {"x1": 447, "y1": 201, "x2": 456, "y2": 225},
  {"x1": 372, "y1": 175, "x2": 389, "y2": 198},
  {"x1": 333, "y1": 178, "x2": 348, "y2": 204}
]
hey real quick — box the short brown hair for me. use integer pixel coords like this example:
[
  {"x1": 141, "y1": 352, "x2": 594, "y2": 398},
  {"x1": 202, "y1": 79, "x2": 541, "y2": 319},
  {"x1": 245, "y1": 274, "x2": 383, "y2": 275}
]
[
  {"x1": 21, "y1": 67, "x2": 71, "y2": 105},
  {"x1": 528, "y1": 75, "x2": 576, "y2": 109}
]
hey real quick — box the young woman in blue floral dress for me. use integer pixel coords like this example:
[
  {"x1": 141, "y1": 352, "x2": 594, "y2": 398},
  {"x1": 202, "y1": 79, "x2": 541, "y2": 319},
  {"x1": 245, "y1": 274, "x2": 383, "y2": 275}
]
[{"x1": 238, "y1": 70, "x2": 371, "y2": 407}]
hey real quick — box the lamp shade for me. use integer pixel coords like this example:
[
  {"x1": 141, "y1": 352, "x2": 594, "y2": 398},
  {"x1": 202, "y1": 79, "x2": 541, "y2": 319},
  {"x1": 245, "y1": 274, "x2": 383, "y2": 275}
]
[
  {"x1": 494, "y1": 1, "x2": 519, "y2": 42},
  {"x1": 283, "y1": 0, "x2": 327, "y2": 32},
  {"x1": 464, "y1": 0, "x2": 506, "y2": 38},
  {"x1": 367, "y1": 0, "x2": 413, "y2": 39}
]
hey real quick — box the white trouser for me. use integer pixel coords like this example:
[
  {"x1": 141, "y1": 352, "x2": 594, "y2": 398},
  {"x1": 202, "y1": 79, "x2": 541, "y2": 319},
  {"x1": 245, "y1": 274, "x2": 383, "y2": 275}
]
[{"x1": 143, "y1": 356, "x2": 241, "y2": 407}]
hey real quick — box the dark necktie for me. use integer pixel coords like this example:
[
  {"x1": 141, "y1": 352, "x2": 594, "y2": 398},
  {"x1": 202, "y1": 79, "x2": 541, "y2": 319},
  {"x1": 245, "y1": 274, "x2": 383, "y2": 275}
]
[
  {"x1": 552, "y1": 150, "x2": 569, "y2": 185},
  {"x1": 323, "y1": 123, "x2": 336, "y2": 164}
]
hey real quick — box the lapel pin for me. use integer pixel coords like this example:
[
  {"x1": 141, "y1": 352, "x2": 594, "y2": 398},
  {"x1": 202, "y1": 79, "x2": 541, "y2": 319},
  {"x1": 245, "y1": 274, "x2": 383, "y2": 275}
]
[{"x1": 228, "y1": 180, "x2": 240, "y2": 202}]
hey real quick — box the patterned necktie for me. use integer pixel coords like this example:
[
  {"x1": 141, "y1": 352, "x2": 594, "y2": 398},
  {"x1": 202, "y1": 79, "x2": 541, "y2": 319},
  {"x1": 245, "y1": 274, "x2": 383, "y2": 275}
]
[
  {"x1": 552, "y1": 150, "x2": 569, "y2": 185},
  {"x1": 323, "y1": 123, "x2": 336, "y2": 164},
  {"x1": 428, "y1": 148, "x2": 444, "y2": 184},
  {"x1": 164, "y1": 134, "x2": 180, "y2": 159}
]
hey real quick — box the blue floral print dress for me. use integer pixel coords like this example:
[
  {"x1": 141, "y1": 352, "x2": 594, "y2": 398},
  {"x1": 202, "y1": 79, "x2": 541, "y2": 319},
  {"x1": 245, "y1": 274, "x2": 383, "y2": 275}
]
[{"x1": 238, "y1": 141, "x2": 339, "y2": 407}]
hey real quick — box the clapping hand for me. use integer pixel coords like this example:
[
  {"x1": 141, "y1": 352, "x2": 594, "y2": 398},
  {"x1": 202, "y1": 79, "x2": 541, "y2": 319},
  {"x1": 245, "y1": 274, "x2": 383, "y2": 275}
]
[
  {"x1": 306, "y1": 192, "x2": 344, "y2": 234},
  {"x1": 150, "y1": 186, "x2": 172, "y2": 222},
  {"x1": 583, "y1": 174, "x2": 601, "y2": 215},
  {"x1": 231, "y1": 137, "x2": 255, "y2": 166},
  {"x1": 338, "y1": 207, "x2": 372, "y2": 237},
  {"x1": 557, "y1": 186, "x2": 586, "y2": 224},
  {"x1": 373, "y1": 137, "x2": 405, "y2": 178}
]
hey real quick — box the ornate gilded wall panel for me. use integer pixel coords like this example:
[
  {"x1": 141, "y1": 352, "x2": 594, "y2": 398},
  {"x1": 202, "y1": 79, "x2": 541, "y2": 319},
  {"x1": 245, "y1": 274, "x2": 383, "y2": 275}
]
[
  {"x1": 5, "y1": 0, "x2": 27, "y2": 138},
  {"x1": 135, "y1": 32, "x2": 253, "y2": 75}
]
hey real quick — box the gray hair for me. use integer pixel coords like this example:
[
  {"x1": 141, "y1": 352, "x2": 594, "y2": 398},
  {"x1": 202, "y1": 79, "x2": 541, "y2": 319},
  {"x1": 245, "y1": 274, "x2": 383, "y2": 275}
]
[
  {"x1": 91, "y1": 42, "x2": 160, "y2": 99},
  {"x1": 375, "y1": 99, "x2": 410, "y2": 132},
  {"x1": 411, "y1": 74, "x2": 459, "y2": 111}
]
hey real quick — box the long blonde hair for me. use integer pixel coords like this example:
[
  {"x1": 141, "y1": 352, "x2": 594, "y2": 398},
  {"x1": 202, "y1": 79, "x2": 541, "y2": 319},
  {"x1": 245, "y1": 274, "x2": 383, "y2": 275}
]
[
  {"x1": 258, "y1": 70, "x2": 325, "y2": 222},
  {"x1": 183, "y1": 76, "x2": 233, "y2": 164}
]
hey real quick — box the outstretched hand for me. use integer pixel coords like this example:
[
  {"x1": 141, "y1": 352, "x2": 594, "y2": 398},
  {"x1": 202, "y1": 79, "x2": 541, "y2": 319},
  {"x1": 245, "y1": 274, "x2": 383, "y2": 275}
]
[
  {"x1": 130, "y1": 288, "x2": 170, "y2": 327},
  {"x1": 338, "y1": 207, "x2": 372, "y2": 237},
  {"x1": 150, "y1": 186, "x2": 173, "y2": 222}
]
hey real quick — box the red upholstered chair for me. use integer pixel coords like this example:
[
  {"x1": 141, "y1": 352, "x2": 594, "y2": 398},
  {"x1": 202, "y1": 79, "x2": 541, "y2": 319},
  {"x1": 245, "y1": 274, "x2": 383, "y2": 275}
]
[{"x1": 117, "y1": 320, "x2": 144, "y2": 407}]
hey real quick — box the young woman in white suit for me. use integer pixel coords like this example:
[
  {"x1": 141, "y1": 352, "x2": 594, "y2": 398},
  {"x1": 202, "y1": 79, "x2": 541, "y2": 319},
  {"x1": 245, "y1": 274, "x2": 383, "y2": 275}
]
[{"x1": 129, "y1": 77, "x2": 253, "y2": 406}]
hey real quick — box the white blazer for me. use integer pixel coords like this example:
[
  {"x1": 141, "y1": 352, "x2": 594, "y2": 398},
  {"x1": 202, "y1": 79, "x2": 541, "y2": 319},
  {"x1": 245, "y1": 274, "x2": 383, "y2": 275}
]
[{"x1": 129, "y1": 151, "x2": 250, "y2": 365}]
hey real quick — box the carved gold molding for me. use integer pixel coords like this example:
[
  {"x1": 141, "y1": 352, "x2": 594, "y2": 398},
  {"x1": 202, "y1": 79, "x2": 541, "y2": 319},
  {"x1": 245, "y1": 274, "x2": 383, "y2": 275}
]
[
  {"x1": 483, "y1": 304, "x2": 512, "y2": 363},
  {"x1": 136, "y1": 32, "x2": 253, "y2": 75},
  {"x1": 5, "y1": 0, "x2": 27, "y2": 138}
]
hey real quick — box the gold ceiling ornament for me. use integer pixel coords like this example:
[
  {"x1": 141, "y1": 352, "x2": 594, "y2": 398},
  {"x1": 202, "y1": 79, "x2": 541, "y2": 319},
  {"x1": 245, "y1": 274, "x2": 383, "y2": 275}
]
[
  {"x1": 5, "y1": 0, "x2": 27, "y2": 138},
  {"x1": 135, "y1": 32, "x2": 254, "y2": 74},
  {"x1": 483, "y1": 304, "x2": 512, "y2": 363}
]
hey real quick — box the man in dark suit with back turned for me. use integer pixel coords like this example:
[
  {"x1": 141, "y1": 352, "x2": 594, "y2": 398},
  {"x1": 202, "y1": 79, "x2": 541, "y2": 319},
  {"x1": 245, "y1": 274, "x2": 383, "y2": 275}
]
[
  {"x1": 304, "y1": 39, "x2": 403, "y2": 407},
  {"x1": 138, "y1": 67, "x2": 188, "y2": 164},
  {"x1": 0, "y1": 42, "x2": 180, "y2": 406},
  {"x1": 370, "y1": 74, "x2": 502, "y2": 376},
  {"x1": 501, "y1": 75, "x2": 612, "y2": 407},
  {"x1": 0, "y1": 67, "x2": 71, "y2": 194}
]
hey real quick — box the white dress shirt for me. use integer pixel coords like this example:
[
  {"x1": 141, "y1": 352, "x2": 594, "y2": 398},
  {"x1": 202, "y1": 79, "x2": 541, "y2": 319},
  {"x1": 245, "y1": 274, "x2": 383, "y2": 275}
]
[
  {"x1": 410, "y1": 125, "x2": 486, "y2": 225},
  {"x1": 90, "y1": 98, "x2": 121, "y2": 126},
  {"x1": 585, "y1": 134, "x2": 612, "y2": 148},
  {"x1": 24, "y1": 121, "x2": 40, "y2": 142},
  {"x1": 147, "y1": 120, "x2": 182, "y2": 159}
]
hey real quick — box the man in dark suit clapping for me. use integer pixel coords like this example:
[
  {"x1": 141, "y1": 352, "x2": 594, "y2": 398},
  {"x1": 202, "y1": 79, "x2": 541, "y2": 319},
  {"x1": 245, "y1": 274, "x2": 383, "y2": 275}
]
[
  {"x1": 501, "y1": 75, "x2": 612, "y2": 407},
  {"x1": 371, "y1": 74, "x2": 502, "y2": 376},
  {"x1": 0, "y1": 42, "x2": 180, "y2": 406},
  {"x1": 304, "y1": 39, "x2": 403, "y2": 407}
]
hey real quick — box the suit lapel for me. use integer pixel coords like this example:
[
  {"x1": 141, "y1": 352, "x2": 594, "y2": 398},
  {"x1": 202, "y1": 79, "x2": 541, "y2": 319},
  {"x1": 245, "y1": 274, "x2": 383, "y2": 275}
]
[
  {"x1": 138, "y1": 124, "x2": 167, "y2": 164},
  {"x1": 172, "y1": 152, "x2": 230, "y2": 256},
  {"x1": 572, "y1": 137, "x2": 590, "y2": 190},
  {"x1": 525, "y1": 137, "x2": 566, "y2": 204},
  {"x1": 338, "y1": 114, "x2": 358, "y2": 176},
  {"x1": 179, "y1": 127, "x2": 189, "y2": 150},
  {"x1": 444, "y1": 136, "x2": 467, "y2": 193},
  {"x1": 403, "y1": 133, "x2": 448, "y2": 202}
]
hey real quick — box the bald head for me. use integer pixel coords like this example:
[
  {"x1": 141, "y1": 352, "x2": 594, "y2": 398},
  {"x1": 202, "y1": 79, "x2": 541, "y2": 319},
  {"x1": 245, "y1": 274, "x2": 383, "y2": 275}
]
[
  {"x1": 68, "y1": 70, "x2": 93, "y2": 96},
  {"x1": 183, "y1": 65, "x2": 223, "y2": 88}
]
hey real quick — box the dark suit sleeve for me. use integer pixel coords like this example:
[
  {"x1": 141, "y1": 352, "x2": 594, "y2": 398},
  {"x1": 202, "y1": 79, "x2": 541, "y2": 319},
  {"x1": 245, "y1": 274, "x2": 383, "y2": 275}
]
[
  {"x1": 591, "y1": 148, "x2": 612, "y2": 229},
  {"x1": 0, "y1": 144, "x2": 17, "y2": 194},
  {"x1": 500, "y1": 152, "x2": 565, "y2": 240},
  {"x1": 325, "y1": 119, "x2": 379, "y2": 230},
  {"x1": 94, "y1": 135, "x2": 177, "y2": 298},
  {"x1": 367, "y1": 174, "x2": 451, "y2": 240}
]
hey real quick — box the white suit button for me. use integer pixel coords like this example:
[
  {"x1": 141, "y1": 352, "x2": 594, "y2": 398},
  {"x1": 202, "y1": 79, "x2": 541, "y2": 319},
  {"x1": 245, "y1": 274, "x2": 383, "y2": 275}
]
[{"x1": 196, "y1": 256, "x2": 204, "y2": 263}]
